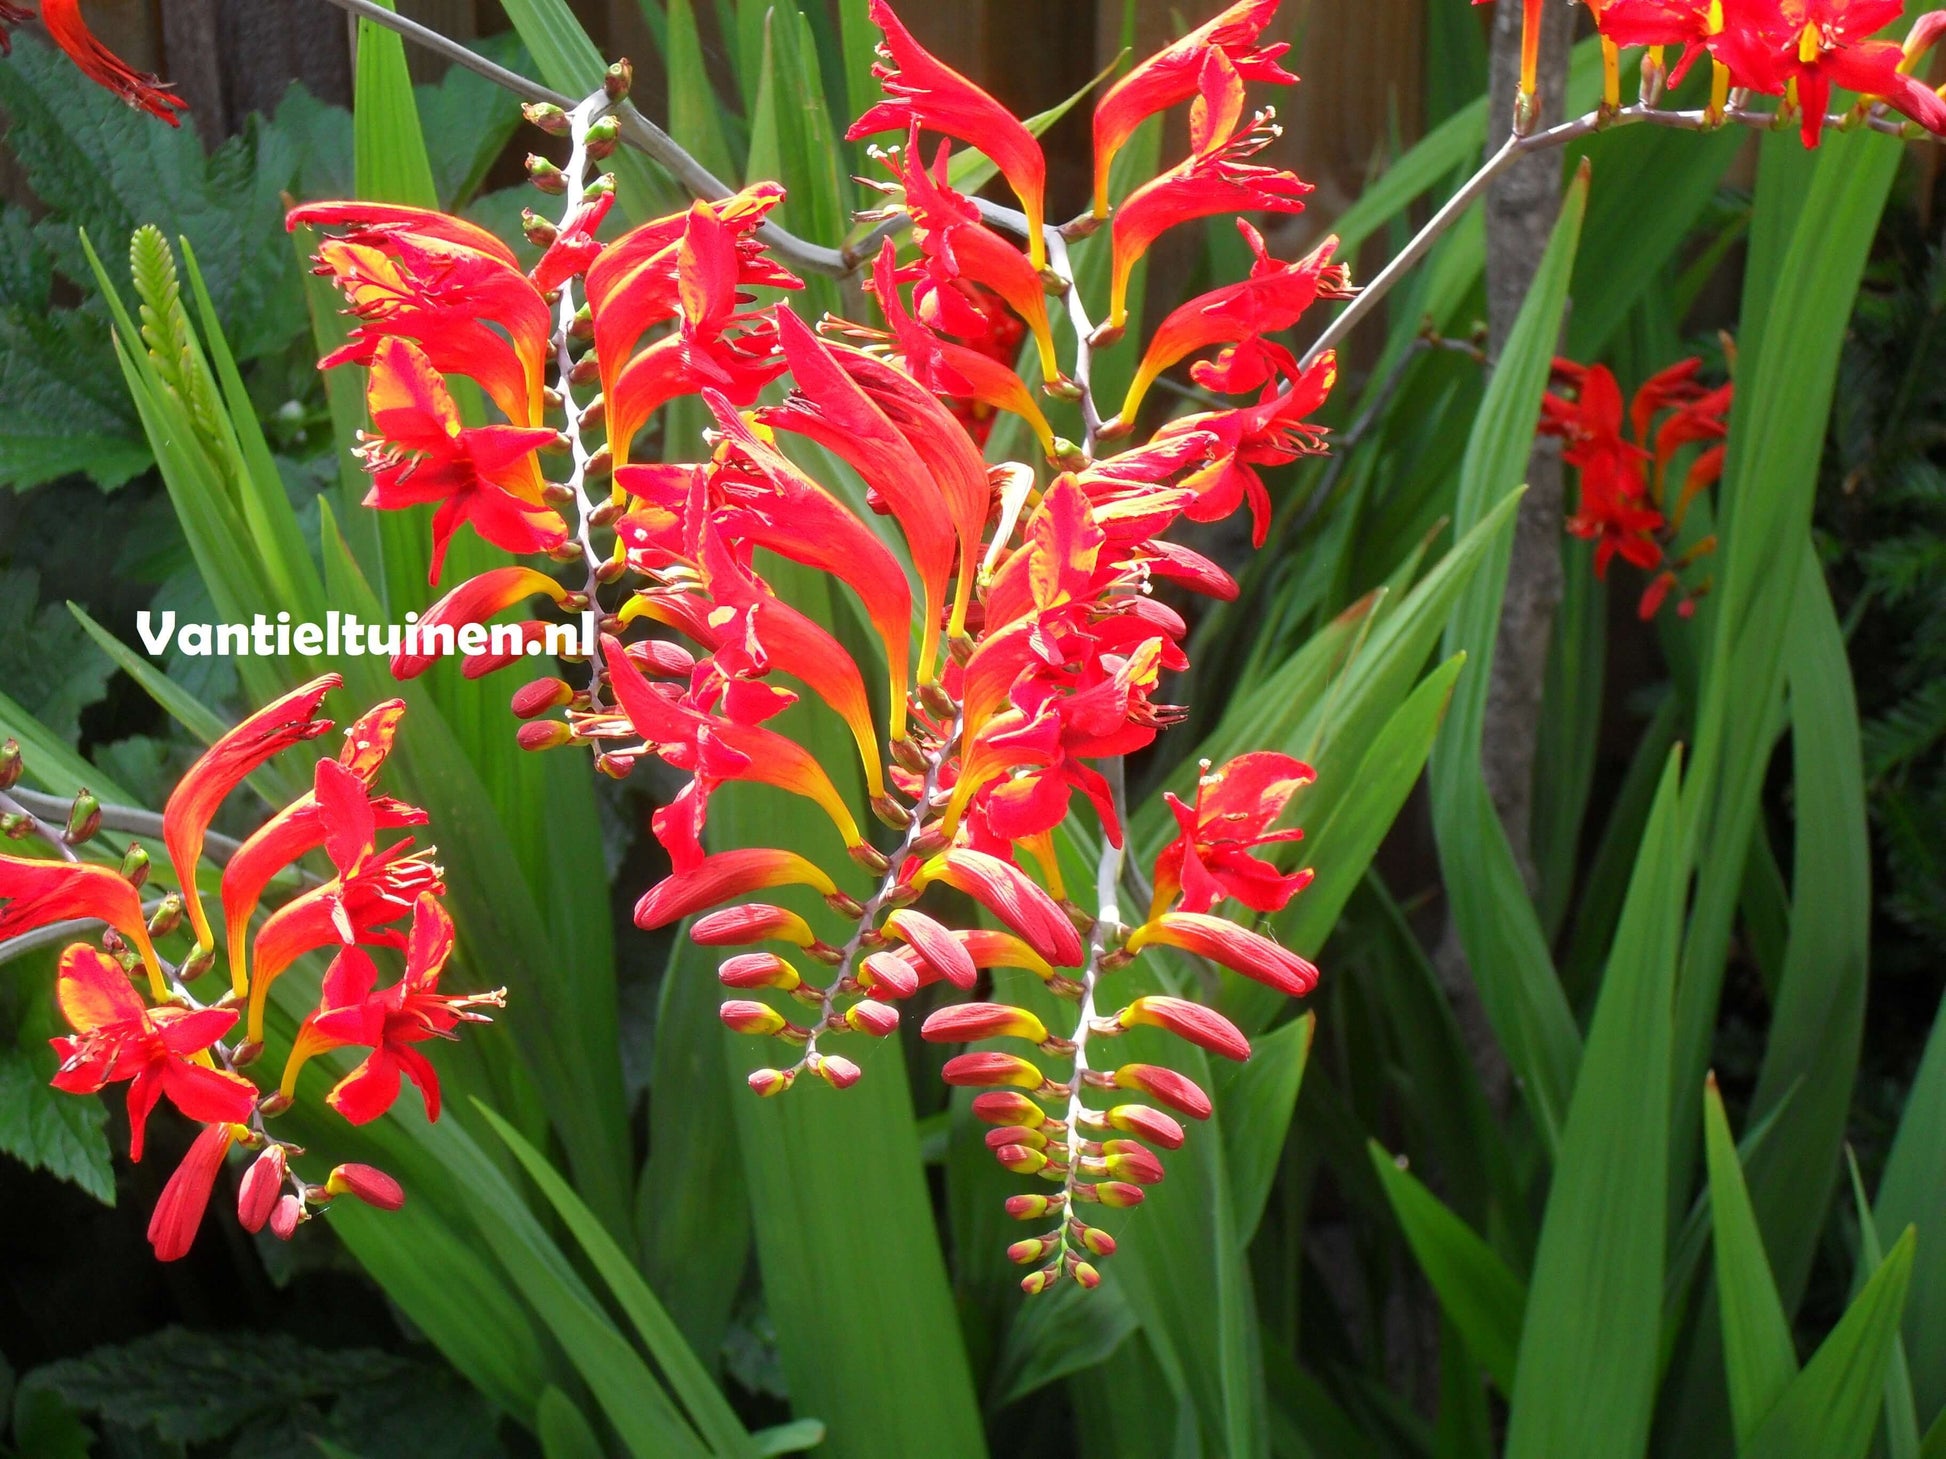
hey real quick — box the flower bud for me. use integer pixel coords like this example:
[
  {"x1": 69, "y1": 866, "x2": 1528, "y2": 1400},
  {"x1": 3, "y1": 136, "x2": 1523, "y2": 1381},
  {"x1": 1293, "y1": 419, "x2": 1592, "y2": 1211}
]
[
  {"x1": 231, "y1": 1039, "x2": 264, "y2": 1068},
  {"x1": 237, "y1": 1145, "x2": 287, "y2": 1233},
  {"x1": 269, "y1": 1192, "x2": 303, "y2": 1239},
  {"x1": 257, "y1": 1091, "x2": 293, "y2": 1117},
  {"x1": 813, "y1": 1054, "x2": 862, "y2": 1089},
  {"x1": 984, "y1": 1125, "x2": 1047, "y2": 1151},
  {"x1": 1008, "y1": 1237, "x2": 1055, "y2": 1265},
  {"x1": 857, "y1": 950, "x2": 918, "y2": 1000},
  {"x1": 847, "y1": 842, "x2": 892, "y2": 875},
  {"x1": 1109, "y1": 1063, "x2": 1212, "y2": 1120},
  {"x1": 516, "y1": 720, "x2": 575, "y2": 751},
  {"x1": 511, "y1": 678, "x2": 574, "y2": 719},
  {"x1": 525, "y1": 154, "x2": 568, "y2": 194},
  {"x1": 971, "y1": 1090, "x2": 1046, "y2": 1127},
  {"x1": 1112, "y1": 995, "x2": 1251, "y2": 1062},
  {"x1": 585, "y1": 115, "x2": 621, "y2": 160},
  {"x1": 718, "y1": 952, "x2": 801, "y2": 992},
  {"x1": 1071, "y1": 1261, "x2": 1101, "y2": 1289},
  {"x1": 603, "y1": 58, "x2": 633, "y2": 100},
  {"x1": 522, "y1": 101, "x2": 571, "y2": 134},
  {"x1": 1020, "y1": 1268, "x2": 1054, "y2": 1295},
  {"x1": 146, "y1": 893, "x2": 183, "y2": 939},
  {"x1": 921, "y1": 1002, "x2": 1049, "y2": 1045},
  {"x1": 1091, "y1": 1180, "x2": 1146, "y2": 1209},
  {"x1": 119, "y1": 842, "x2": 150, "y2": 889},
  {"x1": 0, "y1": 812, "x2": 30, "y2": 839},
  {"x1": 1005, "y1": 1193, "x2": 1059, "y2": 1220},
  {"x1": 1070, "y1": 1221, "x2": 1116, "y2": 1257},
  {"x1": 720, "y1": 999, "x2": 789, "y2": 1037},
  {"x1": 942, "y1": 1051, "x2": 1047, "y2": 1091},
  {"x1": 62, "y1": 789, "x2": 101, "y2": 846},
  {"x1": 1101, "y1": 1143, "x2": 1165, "y2": 1185},
  {"x1": 325, "y1": 1163, "x2": 405, "y2": 1210},
  {"x1": 521, "y1": 209, "x2": 559, "y2": 247},
  {"x1": 748, "y1": 1066, "x2": 795, "y2": 1097},
  {"x1": 691, "y1": 902, "x2": 818, "y2": 950},
  {"x1": 824, "y1": 891, "x2": 866, "y2": 919},
  {"x1": 180, "y1": 943, "x2": 217, "y2": 982},
  {"x1": 844, "y1": 999, "x2": 900, "y2": 1038},
  {"x1": 882, "y1": 909, "x2": 976, "y2": 990},
  {"x1": 869, "y1": 792, "x2": 911, "y2": 829},
  {"x1": 594, "y1": 752, "x2": 636, "y2": 779},
  {"x1": 1105, "y1": 1103, "x2": 1185, "y2": 1150},
  {"x1": 993, "y1": 1144, "x2": 1048, "y2": 1175},
  {"x1": 0, "y1": 738, "x2": 21, "y2": 790}
]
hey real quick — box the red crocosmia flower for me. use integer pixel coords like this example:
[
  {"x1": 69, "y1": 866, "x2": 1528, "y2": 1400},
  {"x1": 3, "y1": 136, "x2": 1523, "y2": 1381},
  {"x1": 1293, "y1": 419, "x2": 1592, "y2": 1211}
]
[
  {"x1": 220, "y1": 701, "x2": 426, "y2": 996},
  {"x1": 326, "y1": 1162, "x2": 406, "y2": 1210},
  {"x1": 634, "y1": 847, "x2": 840, "y2": 929},
  {"x1": 866, "y1": 241, "x2": 1057, "y2": 455},
  {"x1": 598, "y1": 634, "x2": 865, "y2": 866},
  {"x1": 246, "y1": 758, "x2": 443, "y2": 1044},
  {"x1": 1540, "y1": 360, "x2": 1665, "y2": 576},
  {"x1": 689, "y1": 395, "x2": 917, "y2": 737},
  {"x1": 48, "y1": 945, "x2": 256, "y2": 1162},
  {"x1": 358, "y1": 337, "x2": 566, "y2": 583},
  {"x1": 1595, "y1": 0, "x2": 1721, "y2": 85},
  {"x1": 148, "y1": 1123, "x2": 238, "y2": 1262},
  {"x1": 1120, "y1": 223, "x2": 1348, "y2": 424},
  {"x1": 282, "y1": 895, "x2": 502, "y2": 1125},
  {"x1": 0, "y1": 852, "x2": 166, "y2": 997},
  {"x1": 848, "y1": 0, "x2": 1050, "y2": 270},
  {"x1": 885, "y1": 926, "x2": 1056, "y2": 984},
  {"x1": 529, "y1": 191, "x2": 614, "y2": 293},
  {"x1": 1107, "y1": 49, "x2": 1312, "y2": 330},
  {"x1": 40, "y1": 0, "x2": 188, "y2": 123},
  {"x1": 1092, "y1": 0, "x2": 1295, "y2": 216},
  {"x1": 601, "y1": 199, "x2": 793, "y2": 470},
  {"x1": 1151, "y1": 751, "x2": 1315, "y2": 918},
  {"x1": 759, "y1": 308, "x2": 963, "y2": 684},
  {"x1": 886, "y1": 132, "x2": 1060, "y2": 384},
  {"x1": 915, "y1": 848, "x2": 1084, "y2": 968},
  {"x1": 165, "y1": 673, "x2": 340, "y2": 958},
  {"x1": 697, "y1": 530, "x2": 888, "y2": 799},
  {"x1": 1126, "y1": 910, "x2": 1319, "y2": 997},
  {"x1": 1128, "y1": 352, "x2": 1338, "y2": 544},
  {"x1": 290, "y1": 202, "x2": 552, "y2": 427},
  {"x1": 1710, "y1": 0, "x2": 1946, "y2": 145},
  {"x1": 390, "y1": 566, "x2": 571, "y2": 679}
]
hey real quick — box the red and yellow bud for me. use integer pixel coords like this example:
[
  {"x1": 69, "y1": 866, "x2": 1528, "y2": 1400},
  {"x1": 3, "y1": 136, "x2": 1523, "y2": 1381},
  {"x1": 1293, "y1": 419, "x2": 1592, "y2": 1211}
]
[
  {"x1": 148, "y1": 1123, "x2": 238, "y2": 1261},
  {"x1": 1071, "y1": 1221, "x2": 1116, "y2": 1257},
  {"x1": 1021, "y1": 1268, "x2": 1055, "y2": 1296},
  {"x1": 985, "y1": 1124, "x2": 1049, "y2": 1151},
  {"x1": 1100, "y1": 1141, "x2": 1166, "y2": 1184},
  {"x1": 1071, "y1": 1260, "x2": 1102, "y2": 1289},
  {"x1": 635, "y1": 849, "x2": 839, "y2": 929},
  {"x1": 915, "y1": 849, "x2": 1084, "y2": 967},
  {"x1": 1126, "y1": 911, "x2": 1318, "y2": 998},
  {"x1": 1006, "y1": 1193, "x2": 1060, "y2": 1220},
  {"x1": 1112, "y1": 995, "x2": 1251, "y2": 1061},
  {"x1": 720, "y1": 999, "x2": 793, "y2": 1038},
  {"x1": 943, "y1": 1051, "x2": 1050, "y2": 1091},
  {"x1": 325, "y1": 1163, "x2": 406, "y2": 1211},
  {"x1": 994, "y1": 1143, "x2": 1050, "y2": 1175},
  {"x1": 1105, "y1": 1103, "x2": 1186, "y2": 1150},
  {"x1": 1109, "y1": 1063, "x2": 1213, "y2": 1120},
  {"x1": 1091, "y1": 1180, "x2": 1147, "y2": 1209},
  {"x1": 972, "y1": 1090, "x2": 1047, "y2": 1127},
  {"x1": 717, "y1": 952, "x2": 802, "y2": 992},
  {"x1": 858, "y1": 950, "x2": 920, "y2": 1000},
  {"x1": 236, "y1": 1145, "x2": 287, "y2": 1233},
  {"x1": 511, "y1": 677, "x2": 574, "y2": 718},
  {"x1": 844, "y1": 999, "x2": 901, "y2": 1037},
  {"x1": 813, "y1": 1054, "x2": 863, "y2": 1089},
  {"x1": 690, "y1": 902, "x2": 820, "y2": 950},
  {"x1": 269, "y1": 1193, "x2": 303, "y2": 1241},
  {"x1": 921, "y1": 1001, "x2": 1050, "y2": 1045},
  {"x1": 749, "y1": 1066, "x2": 796, "y2": 1097},
  {"x1": 392, "y1": 570, "x2": 567, "y2": 679},
  {"x1": 881, "y1": 908, "x2": 977, "y2": 990},
  {"x1": 1008, "y1": 1236, "x2": 1056, "y2": 1265}
]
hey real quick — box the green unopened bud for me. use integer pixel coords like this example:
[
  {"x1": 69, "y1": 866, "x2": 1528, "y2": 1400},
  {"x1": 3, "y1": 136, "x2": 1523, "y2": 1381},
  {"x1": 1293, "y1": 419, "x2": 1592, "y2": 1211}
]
[
  {"x1": 585, "y1": 118, "x2": 620, "y2": 160},
  {"x1": 522, "y1": 101, "x2": 571, "y2": 135},
  {"x1": 147, "y1": 893, "x2": 183, "y2": 938},
  {"x1": 582, "y1": 172, "x2": 616, "y2": 201},
  {"x1": 0, "y1": 738, "x2": 21, "y2": 790},
  {"x1": 180, "y1": 943, "x2": 217, "y2": 982},
  {"x1": 525, "y1": 154, "x2": 568, "y2": 194},
  {"x1": 1, "y1": 812, "x2": 31, "y2": 839},
  {"x1": 603, "y1": 59, "x2": 633, "y2": 101},
  {"x1": 62, "y1": 789, "x2": 100, "y2": 846},
  {"x1": 521, "y1": 209, "x2": 558, "y2": 247},
  {"x1": 119, "y1": 842, "x2": 150, "y2": 889}
]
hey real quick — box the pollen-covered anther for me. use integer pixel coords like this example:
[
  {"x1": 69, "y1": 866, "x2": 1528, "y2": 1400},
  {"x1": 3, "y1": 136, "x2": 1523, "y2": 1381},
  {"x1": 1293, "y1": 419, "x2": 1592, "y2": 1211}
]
[
  {"x1": 843, "y1": 999, "x2": 900, "y2": 1037},
  {"x1": 717, "y1": 952, "x2": 802, "y2": 992}
]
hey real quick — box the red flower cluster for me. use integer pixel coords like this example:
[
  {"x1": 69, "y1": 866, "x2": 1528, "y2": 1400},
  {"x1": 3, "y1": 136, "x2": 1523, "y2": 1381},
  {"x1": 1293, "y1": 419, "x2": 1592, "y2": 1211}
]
[
  {"x1": 1496, "y1": 0, "x2": 1946, "y2": 144},
  {"x1": 1539, "y1": 355, "x2": 1731, "y2": 618},
  {"x1": 0, "y1": 680, "x2": 500, "y2": 1260},
  {"x1": 1, "y1": 0, "x2": 187, "y2": 124},
  {"x1": 286, "y1": 0, "x2": 1333, "y2": 1295}
]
